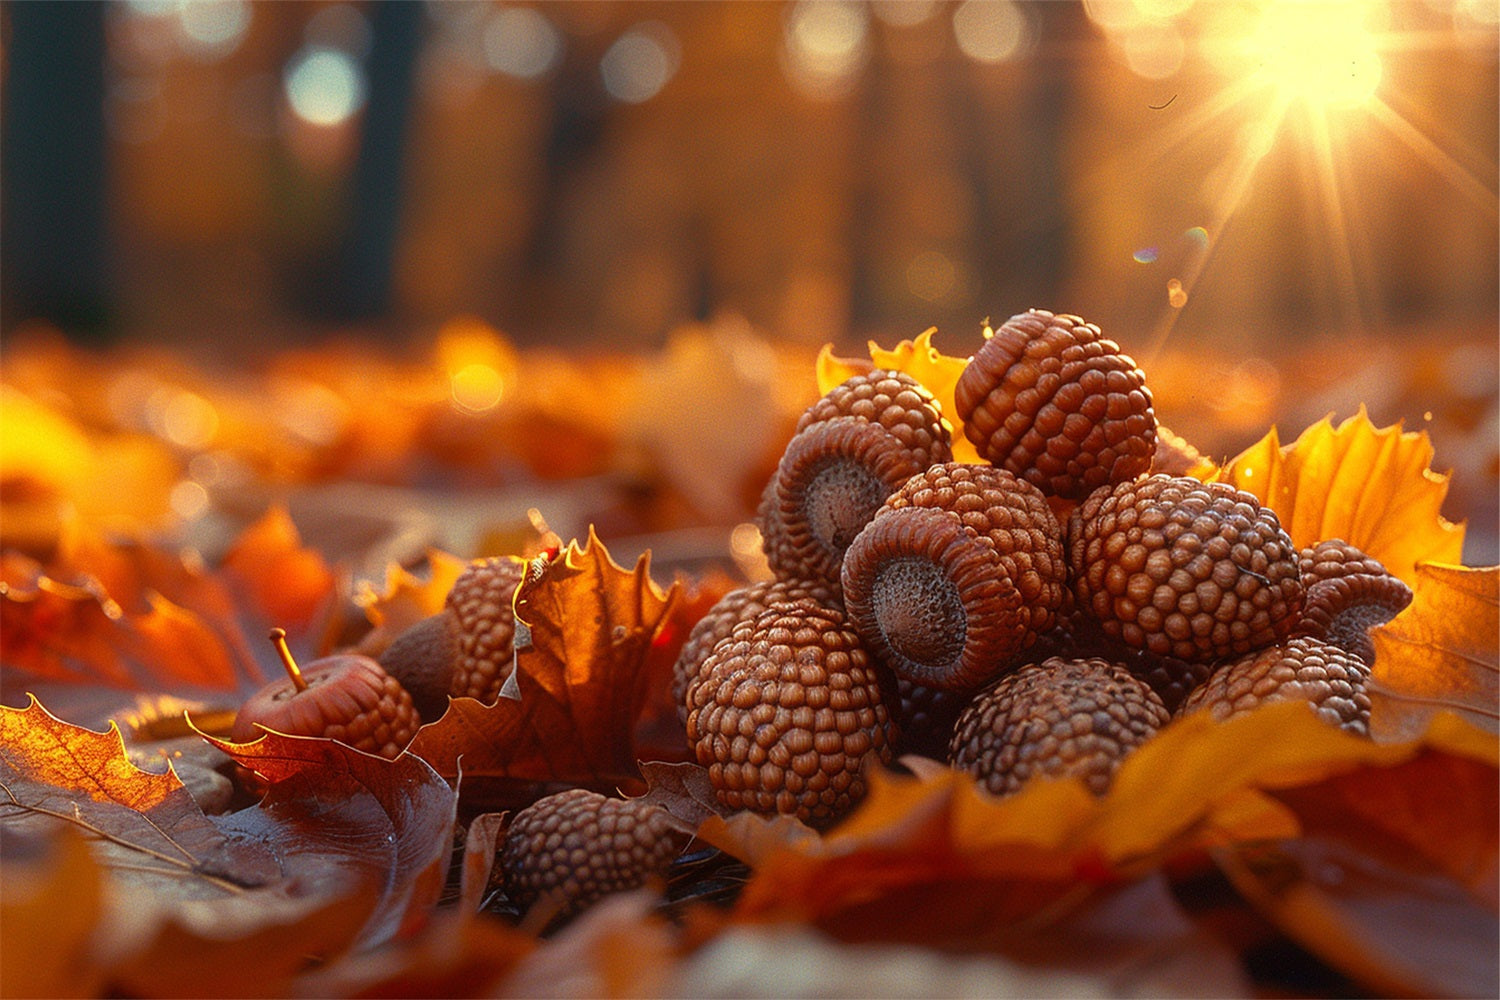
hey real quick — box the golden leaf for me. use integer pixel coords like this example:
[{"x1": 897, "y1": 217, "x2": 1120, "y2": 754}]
[
  {"x1": 1369, "y1": 563, "x2": 1499, "y2": 742},
  {"x1": 1215, "y1": 407, "x2": 1465, "y2": 585},
  {"x1": 354, "y1": 549, "x2": 470, "y2": 656}
]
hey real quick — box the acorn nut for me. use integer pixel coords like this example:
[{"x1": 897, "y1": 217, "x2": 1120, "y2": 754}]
[
  {"x1": 1292, "y1": 539, "x2": 1413, "y2": 665},
  {"x1": 501, "y1": 788, "x2": 691, "y2": 917},
  {"x1": 684, "y1": 599, "x2": 896, "y2": 828},
  {"x1": 954, "y1": 309, "x2": 1155, "y2": 499},
  {"x1": 380, "y1": 555, "x2": 527, "y2": 721},
  {"x1": 1068, "y1": 474, "x2": 1304, "y2": 663},
  {"x1": 671, "y1": 577, "x2": 840, "y2": 725},
  {"x1": 233, "y1": 629, "x2": 420, "y2": 759},
  {"x1": 1178, "y1": 635, "x2": 1373, "y2": 734},
  {"x1": 948, "y1": 656, "x2": 1171, "y2": 797},
  {"x1": 1029, "y1": 606, "x2": 1211, "y2": 714},
  {"x1": 840, "y1": 463, "x2": 1068, "y2": 692}
]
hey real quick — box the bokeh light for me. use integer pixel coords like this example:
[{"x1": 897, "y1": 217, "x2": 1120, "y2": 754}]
[
  {"x1": 952, "y1": 0, "x2": 1031, "y2": 64},
  {"x1": 601, "y1": 22, "x2": 681, "y2": 104},
  {"x1": 484, "y1": 6, "x2": 563, "y2": 81},
  {"x1": 176, "y1": 0, "x2": 250, "y2": 61},
  {"x1": 782, "y1": 0, "x2": 871, "y2": 100},
  {"x1": 284, "y1": 45, "x2": 367, "y2": 127}
]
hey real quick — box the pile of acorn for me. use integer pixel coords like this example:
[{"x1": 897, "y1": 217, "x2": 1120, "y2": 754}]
[{"x1": 229, "y1": 308, "x2": 1414, "y2": 919}]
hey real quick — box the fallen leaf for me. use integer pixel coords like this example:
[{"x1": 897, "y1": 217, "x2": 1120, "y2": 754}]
[
  {"x1": 354, "y1": 549, "x2": 470, "y2": 656},
  {"x1": 0, "y1": 823, "x2": 106, "y2": 999},
  {"x1": 497, "y1": 891, "x2": 681, "y2": 999},
  {"x1": 638, "y1": 760, "x2": 727, "y2": 832},
  {"x1": 459, "y1": 812, "x2": 507, "y2": 915},
  {"x1": 1218, "y1": 837, "x2": 1498, "y2": 999},
  {"x1": 1215, "y1": 408, "x2": 1465, "y2": 586},
  {"x1": 1369, "y1": 562, "x2": 1499, "y2": 741},
  {"x1": 219, "y1": 506, "x2": 338, "y2": 639},
  {"x1": 407, "y1": 529, "x2": 678, "y2": 808}
]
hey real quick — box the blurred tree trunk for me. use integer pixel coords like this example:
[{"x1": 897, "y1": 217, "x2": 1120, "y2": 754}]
[
  {"x1": 1, "y1": 1, "x2": 111, "y2": 339},
  {"x1": 324, "y1": 0, "x2": 424, "y2": 325}
]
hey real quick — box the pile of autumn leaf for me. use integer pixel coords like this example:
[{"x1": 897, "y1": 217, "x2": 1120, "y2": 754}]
[{"x1": 2, "y1": 332, "x2": 1497, "y2": 999}]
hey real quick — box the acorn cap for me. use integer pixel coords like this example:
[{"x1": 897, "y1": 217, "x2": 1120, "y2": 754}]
[
  {"x1": 501, "y1": 788, "x2": 691, "y2": 916},
  {"x1": 1068, "y1": 474, "x2": 1304, "y2": 663},
  {"x1": 796, "y1": 369, "x2": 952, "y2": 468},
  {"x1": 1292, "y1": 539, "x2": 1412, "y2": 665},
  {"x1": 1178, "y1": 635, "x2": 1372, "y2": 734},
  {"x1": 232, "y1": 652, "x2": 421, "y2": 760},
  {"x1": 948, "y1": 656, "x2": 1171, "y2": 797},
  {"x1": 954, "y1": 309, "x2": 1155, "y2": 499},
  {"x1": 444, "y1": 556, "x2": 527, "y2": 702},
  {"x1": 840, "y1": 463, "x2": 1067, "y2": 691},
  {"x1": 671, "y1": 577, "x2": 840, "y2": 725},
  {"x1": 764, "y1": 417, "x2": 933, "y2": 587},
  {"x1": 684, "y1": 599, "x2": 896, "y2": 828}
]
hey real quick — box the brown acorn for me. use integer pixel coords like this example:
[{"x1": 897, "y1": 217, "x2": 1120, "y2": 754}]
[
  {"x1": 684, "y1": 599, "x2": 896, "y2": 828},
  {"x1": 232, "y1": 629, "x2": 420, "y2": 759},
  {"x1": 379, "y1": 556, "x2": 527, "y2": 721},
  {"x1": 671, "y1": 577, "x2": 840, "y2": 725},
  {"x1": 1292, "y1": 539, "x2": 1413, "y2": 665},
  {"x1": 501, "y1": 788, "x2": 691, "y2": 917},
  {"x1": 1178, "y1": 635, "x2": 1373, "y2": 735},
  {"x1": 1029, "y1": 606, "x2": 1212, "y2": 714},
  {"x1": 948, "y1": 656, "x2": 1171, "y2": 797},
  {"x1": 840, "y1": 463, "x2": 1068, "y2": 692},
  {"x1": 954, "y1": 309, "x2": 1155, "y2": 499},
  {"x1": 1068, "y1": 475, "x2": 1304, "y2": 663}
]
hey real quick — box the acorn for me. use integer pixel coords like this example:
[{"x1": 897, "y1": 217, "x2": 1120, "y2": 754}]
[
  {"x1": 758, "y1": 371, "x2": 953, "y2": 587},
  {"x1": 1178, "y1": 635, "x2": 1372, "y2": 735},
  {"x1": 684, "y1": 599, "x2": 896, "y2": 828},
  {"x1": 954, "y1": 309, "x2": 1155, "y2": 499},
  {"x1": 500, "y1": 788, "x2": 691, "y2": 917},
  {"x1": 379, "y1": 556, "x2": 526, "y2": 721},
  {"x1": 892, "y1": 675, "x2": 968, "y2": 761},
  {"x1": 1292, "y1": 539, "x2": 1413, "y2": 665},
  {"x1": 840, "y1": 463, "x2": 1068, "y2": 692},
  {"x1": 232, "y1": 629, "x2": 420, "y2": 759},
  {"x1": 1068, "y1": 474, "x2": 1304, "y2": 663},
  {"x1": 671, "y1": 577, "x2": 840, "y2": 725},
  {"x1": 949, "y1": 656, "x2": 1171, "y2": 798}
]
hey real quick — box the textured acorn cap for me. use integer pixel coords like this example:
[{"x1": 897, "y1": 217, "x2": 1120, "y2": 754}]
[
  {"x1": 796, "y1": 369, "x2": 952, "y2": 468},
  {"x1": 233, "y1": 654, "x2": 421, "y2": 760},
  {"x1": 954, "y1": 309, "x2": 1155, "y2": 499},
  {"x1": 1068, "y1": 474, "x2": 1304, "y2": 663},
  {"x1": 1029, "y1": 606, "x2": 1211, "y2": 714},
  {"x1": 762, "y1": 417, "x2": 933, "y2": 587},
  {"x1": 1178, "y1": 635, "x2": 1372, "y2": 734},
  {"x1": 840, "y1": 463, "x2": 1068, "y2": 691},
  {"x1": 684, "y1": 599, "x2": 896, "y2": 828},
  {"x1": 671, "y1": 577, "x2": 840, "y2": 725},
  {"x1": 445, "y1": 556, "x2": 527, "y2": 702},
  {"x1": 1292, "y1": 539, "x2": 1412, "y2": 665},
  {"x1": 948, "y1": 656, "x2": 1171, "y2": 797},
  {"x1": 501, "y1": 788, "x2": 691, "y2": 916}
]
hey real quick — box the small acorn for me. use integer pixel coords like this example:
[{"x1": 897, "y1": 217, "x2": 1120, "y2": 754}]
[
  {"x1": 1068, "y1": 475, "x2": 1304, "y2": 663},
  {"x1": 684, "y1": 599, "x2": 896, "y2": 828},
  {"x1": 379, "y1": 556, "x2": 527, "y2": 721},
  {"x1": 1178, "y1": 635, "x2": 1373, "y2": 735},
  {"x1": 954, "y1": 309, "x2": 1156, "y2": 499},
  {"x1": 501, "y1": 788, "x2": 691, "y2": 917},
  {"x1": 1028, "y1": 606, "x2": 1211, "y2": 714},
  {"x1": 232, "y1": 629, "x2": 420, "y2": 759},
  {"x1": 949, "y1": 656, "x2": 1171, "y2": 797},
  {"x1": 840, "y1": 463, "x2": 1068, "y2": 692},
  {"x1": 1292, "y1": 539, "x2": 1413, "y2": 665}
]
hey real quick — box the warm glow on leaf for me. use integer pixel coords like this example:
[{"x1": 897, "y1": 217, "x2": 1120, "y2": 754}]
[
  {"x1": 220, "y1": 506, "x2": 338, "y2": 637},
  {"x1": 407, "y1": 528, "x2": 677, "y2": 807},
  {"x1": 0, "y1": 824, "x2": 106, "y2": 999},
  {"x1": 1216, "y1": 408, "x2": 1465, "y2": 585},
  {"x1": 354, "y1": 548, "x2": 470, "y2": 655},
  {"x1": 1369, "y1": 563, "x2": 1500, "y2": 742},
  {"x1": 814, "y1": 344, "x2": 873, "y2": 395}
]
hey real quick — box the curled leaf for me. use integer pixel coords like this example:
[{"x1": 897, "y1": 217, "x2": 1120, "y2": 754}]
[
  {"x1": 1369, "y1": 563, "x2": 1499, "y2": 742},
  {"x1": 1215, "y1": 408, "x2": 1465, "y2": 585}
]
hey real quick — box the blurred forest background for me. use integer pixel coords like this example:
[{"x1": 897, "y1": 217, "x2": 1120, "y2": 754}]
[{"x1": 1, "y1": 0, "x2": 1497, "y2": 560}]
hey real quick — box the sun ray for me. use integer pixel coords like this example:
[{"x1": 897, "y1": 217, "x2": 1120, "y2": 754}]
[{"x1": 1365, "y1": 97, "x2": 1499, "y2": 218}]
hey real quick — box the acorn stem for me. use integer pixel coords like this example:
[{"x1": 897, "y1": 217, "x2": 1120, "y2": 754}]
[{"x1": 268, "y1": 627, "x2": 308, "y2": 692}]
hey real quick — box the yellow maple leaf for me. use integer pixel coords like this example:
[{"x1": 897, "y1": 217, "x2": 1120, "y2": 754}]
[
  {"x1": 1369, "y1": 563, "x2": 1499, "y2": 742},
  {"x1": 1214, "y1": 407, "x2": 1465, "y2": 586}
]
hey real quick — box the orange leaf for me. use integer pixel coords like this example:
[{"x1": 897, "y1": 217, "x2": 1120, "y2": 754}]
[
  {"x1": 354, "y1": 548, "x2": 470, "y2": 654},
  {"x1": 407, "y1": 528, "x2": 678, "y2": 807},
  {"x1": 1215, "y1": 408, "x2": 1465, "y2": 585},
  {"x1": 1369, "y1": 563, "x2": 1499, "y2": 742},
  {"x1": 220, "y1": 506, "x2": 338, "y2": 637},
  {"x1": 0, "y1": 823, "x2": 105, "y2": 999}
]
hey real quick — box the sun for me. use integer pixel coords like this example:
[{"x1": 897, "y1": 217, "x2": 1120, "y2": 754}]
[{"x1": 1243, "y1": 1, "x2": 1384, "y2": 109}]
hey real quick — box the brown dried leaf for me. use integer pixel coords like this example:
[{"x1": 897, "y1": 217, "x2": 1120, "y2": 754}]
[
  {"x1": 459, "y1": 812, "x2": 507, "y2": 916},
  {"x1": 407, "y1": 529, "x2": 678, "y2": 808},
  {"x1": 638, "y1": 760, "x2": 727, "y2": 833},
  {"x1": 1215, "y1": 407, "x2": 1465, "y2": 586},
  {"x1": 1369, "y1": 563, "x2": 1499, "y2": 742}
]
